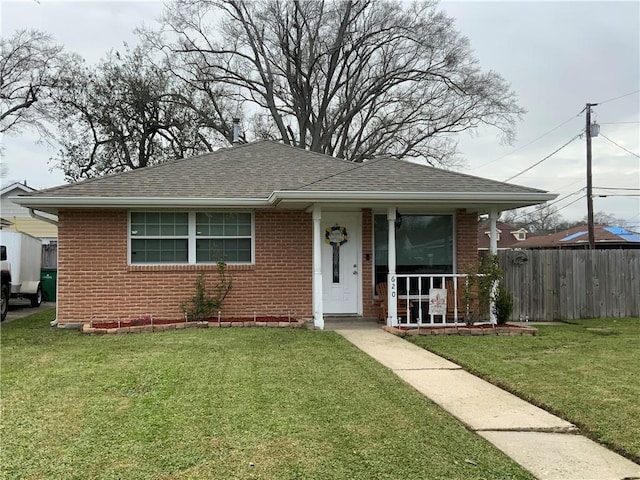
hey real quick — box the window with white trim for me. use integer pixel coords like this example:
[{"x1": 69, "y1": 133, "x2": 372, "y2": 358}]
[
  {"x1": 130, "y1": 211, "x2": 253, "y2": 264},
  {"x1": 513, "y1": 229, "x2": 527, "y2": 241},
  {"x1": 130, "y1": 212, "x2": 189, "y2": 263},
  {"x1": 196, "y1": 213, "x2": 252, "y2": 263}
]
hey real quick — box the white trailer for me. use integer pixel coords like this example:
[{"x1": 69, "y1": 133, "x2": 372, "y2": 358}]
[{"x1": 1, "y1": 231, "x2": 43, "y2": 321}]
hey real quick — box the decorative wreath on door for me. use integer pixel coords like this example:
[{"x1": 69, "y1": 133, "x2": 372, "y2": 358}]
[{"x1": 325, "y1": 225, "x2": 348, "y2": 247}]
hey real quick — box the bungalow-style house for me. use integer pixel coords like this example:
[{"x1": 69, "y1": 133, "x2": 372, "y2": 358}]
[
  {"x1": 14, "y1": 141, "x2": 555, "y2": 329},
  {"x1": 2, "y1": 182, "x2": 59, "y2": 271},
  {"x1": 515, "y1": 224, "x2": 640, "y2": 249},
  {"x1": 1, "y1": 182, "x2": 58, "y2": 243},
  {"x1": 477, "y1": 221, "x2": 529, "y2": 254}
]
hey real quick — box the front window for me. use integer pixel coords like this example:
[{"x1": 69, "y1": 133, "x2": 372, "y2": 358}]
[
  {"x1": 374, "y1": 214, "x2": 454, "y2": 291},
  {"x1": 196, "y1": 213, "x2": 252, "y2": 263},
  {"x1": 130, "y1": 211, "x2": 253, "y2": 264},
  {"x1": 130, "y1": 212, "x2": 189, "y2": 263}
]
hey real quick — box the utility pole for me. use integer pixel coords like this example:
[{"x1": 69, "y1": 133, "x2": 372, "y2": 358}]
[{"x1": 586, "y1": 103, "x2": 597, "y2": 250}]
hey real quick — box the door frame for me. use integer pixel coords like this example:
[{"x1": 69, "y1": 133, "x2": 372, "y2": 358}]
[{"x1": 320, "y1": 211, "x2": 362, "y2": 316}]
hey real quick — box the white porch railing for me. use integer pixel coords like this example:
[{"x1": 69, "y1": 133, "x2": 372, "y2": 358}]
[{"x1": 391, "y1": 274, "x2": 472, "y2": 327}]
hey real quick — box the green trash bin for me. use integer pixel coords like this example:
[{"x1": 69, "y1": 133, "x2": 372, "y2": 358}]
[{"x1": 40, "y1": 268, "x2": 57, "y2": 302}]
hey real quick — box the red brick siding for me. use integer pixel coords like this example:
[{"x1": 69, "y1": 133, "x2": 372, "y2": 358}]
[
  {"x1": 56, "y1": 209, "x2": 312, "y2": 324},
  {"x1": 456, "y1": 210, "x2": 479, "y2": 270},
  {"x1": 56, "y1": 208, "x2": 476, "y2": 325},
  {"x1": 361, "y1": 209, "x2": 377, "y2": 317}
]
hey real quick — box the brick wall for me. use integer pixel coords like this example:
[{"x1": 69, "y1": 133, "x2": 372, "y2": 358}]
[
  {"x1": 361, "y1": 209, "x2": 377, "y2": 317},
  {"x1": 56, "y1": 207, "x2": 477, "y2": 325},
  {"x1": 56, "y1": 209, "x2": 312, "y2": 324},
  {"x1": 456, "y1": 209, "x2": 479, "y2": 270}
]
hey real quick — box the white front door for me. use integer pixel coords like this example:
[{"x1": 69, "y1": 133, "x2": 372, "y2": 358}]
[{"x1": 321, "y1": 212, "x2": 360, "y2": 314}]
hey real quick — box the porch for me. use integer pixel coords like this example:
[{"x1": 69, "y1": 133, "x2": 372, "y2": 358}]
[
  {"x1": 311, "y1": 206, "x2": 502, "y2": 329},
  {"x1": 390, "y1": 273, "x2": 475, "y2": 327}
]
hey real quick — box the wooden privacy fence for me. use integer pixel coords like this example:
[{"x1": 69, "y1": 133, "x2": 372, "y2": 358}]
[
  {"x1": 42, "y1": 243, "x2": 57, "y2": 269},
  {"x1": 498, "y1": 249, "x2": 640, "y2": 321}
]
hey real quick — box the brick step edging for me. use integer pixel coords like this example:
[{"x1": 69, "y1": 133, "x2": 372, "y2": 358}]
[
  {"x1": 383, "y1": 324, "x2": 538, "y2": 337},
  {"x1": 83, "y1": 319, "x2": 306, "y2": 334}
]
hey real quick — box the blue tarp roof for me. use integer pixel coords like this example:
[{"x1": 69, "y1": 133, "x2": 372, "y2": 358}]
[
  {"x1": 561, "y1": 231, "x2": 587, "y2": 242},
  {"x1": 559, "y1": 226, "x2": 640, "y2": 243},
  {"x1": 605, "y1": 226, "x2": 630, "y2": 235},
  {"x1": 604, "y1": 226, "x2": 640, "y2": 242}
]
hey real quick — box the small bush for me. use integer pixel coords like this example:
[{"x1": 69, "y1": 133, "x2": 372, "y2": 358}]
[
  {"x1": 493, "y1": 281, "x2": 514, "y2": 325},
  {"x1": 461, "y1": 254, "x2": 502, "y2": 325},
  {"x1": 181, "y1": 263, "x2": 232, "y2": 321}
]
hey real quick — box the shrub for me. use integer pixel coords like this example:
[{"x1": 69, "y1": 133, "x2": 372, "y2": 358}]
[
  {"x1": 493, "y1": 281, "x2": 514, "y2": 325},
  {"x1": 181, "y1": 263, "x2": 232, "y2": 321},
  {"x1": 461, "y1": 254, "x2": 502, "y2": 325}
]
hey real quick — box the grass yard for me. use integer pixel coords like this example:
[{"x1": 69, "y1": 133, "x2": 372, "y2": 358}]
[
  {"x1": 407, "y1": 318, "x2": 640, "y2": 463},
  {"x1": 0, "y1": 310, "x2": 534, "y2": 480}
]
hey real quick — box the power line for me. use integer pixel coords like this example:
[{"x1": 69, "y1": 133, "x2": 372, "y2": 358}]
[
  {"x1": 508, "y1": 188, "x2": 585, "y2": 221},
  {"x1": 599, "y1": 121, "x2": 640, "y2": 125},
  {"x1": 516, "y1": 194, "x2": 587, "y2": 218},
  {"x1": 554, "y1": 194, "x2": 587, "y2": 214},
  {"x1": 470, "y1": 110, "x2": 584, "y2": 170},
  {"x1": 599, "y1": 133, "x2": 640, "y2": 158},
  {"x1": 546, "y1": 188, "x2": 586, "y2": 208},
  {"x1": 594, "y1": 186, "x2": 640, "y2": 191},
  {"x1": 596, "y1": 90, "x2": 640, "y2": 106},
  {"x1": 503, "y1": 131, "x2": 583, "y2": 182},
  {"x1": 595, "y1": 194, "x2": 640, "y2": 197}
]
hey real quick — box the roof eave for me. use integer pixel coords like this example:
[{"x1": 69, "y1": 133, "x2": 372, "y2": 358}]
[
  {"x1": 13, "y1": 190, "x2": 557, "y2": 215},
  {"x1": 11, "y1": 196, "x2": 272, "y2": 214},
  {"x1": 269, "y1": 190, "x2": 556, "y2": 210}
]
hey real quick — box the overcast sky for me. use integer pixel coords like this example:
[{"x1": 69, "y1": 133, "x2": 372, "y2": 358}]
[{"x1": 1, "y1": 0, "x2": 639, "y2": 226}]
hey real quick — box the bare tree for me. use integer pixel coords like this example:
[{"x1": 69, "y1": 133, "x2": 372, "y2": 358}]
[
  {"x1": 0, "y1": 29, "x2": 75, "y2": 134},
  {"x1": 502, "y1": 207, "x2": 628, "y2": 233},
  {"x1": 50, "y1": 43, "x2": 232, "y2": 180},
  {"x1": 156, "y1": 0, "x2": 525, "y2": 166},
  {"x1": 586, "y1": 211, "x2": 626, "y2": 227},
  {"x1": 502, "y1": 204, "x2": 565, "y2": 234}
]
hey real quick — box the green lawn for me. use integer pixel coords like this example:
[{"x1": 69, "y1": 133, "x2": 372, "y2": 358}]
[
  {"x1": 407, "y1": 318, "x2": 640, "y2": 463},
  {"x1": 0, "y1": 310, "x2": 533, "y2": 480}
]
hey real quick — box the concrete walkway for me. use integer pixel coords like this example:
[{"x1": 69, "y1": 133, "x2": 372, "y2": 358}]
[
  {"x1": 2, "y1": 301, "x2": 55, "y2": 324},
  {"x1": 326, "y1": 318, "x2": 640, "y2": 480}
]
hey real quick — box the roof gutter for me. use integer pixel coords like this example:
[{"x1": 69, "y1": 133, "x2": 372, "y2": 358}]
[
  {"x1": 13, "y1": 190, "x2": 557, "y2": 212},
  {"x1": 268, "y1": 190, "x2": 557, "y2": 205},
  {"x1": 13, "y1": 196, "x2": 273, "y2": 211},
  {"x1": 29, "y1": 208, "x2": 58, "y2": 226}
]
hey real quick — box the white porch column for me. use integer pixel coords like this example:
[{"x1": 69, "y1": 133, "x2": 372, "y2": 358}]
[
  {"x1": 489, "y1": 208, "x2": 500, "y2": 325},
  {"x1": 387, "y1": 207, "x2": 398, "y2": 326},
  {"x1": 312, "y1": 205, "x2": 324, "y2": 329},
  {"x1": 489, "y1": 209, "x2": 499, "y2": 255}
]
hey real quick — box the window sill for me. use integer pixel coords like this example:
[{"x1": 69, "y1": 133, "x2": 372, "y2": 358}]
[{"x1": 128, "y1": 264, "x2": 254, "y2": 272}]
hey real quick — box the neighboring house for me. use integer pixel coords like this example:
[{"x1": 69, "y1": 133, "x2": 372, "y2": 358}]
[
  {"x1": 1, "y1": 182, "x2": 58, "y2": 243},
  {"x1": 477, "y1": 221, "x2": 529, "y2": 253},
  {"x1": 13, "y1": 140, "x2": 554, "y2": 328},
  {"x1": 515, "y1": 224, "x2": 640, "y2": 249}
]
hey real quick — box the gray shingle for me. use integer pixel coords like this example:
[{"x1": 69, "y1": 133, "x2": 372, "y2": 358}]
[
  {"x1": 298, "y1": 156, "x2": 544, "y2": 194},
  {"x1": 24, "y1": 140, "x2": 546, "y2": 199}
]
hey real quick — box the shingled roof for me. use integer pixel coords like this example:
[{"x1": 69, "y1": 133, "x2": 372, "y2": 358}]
[
  {"x1": 14, "y1": 140, "x2": 555, "y2": 213},
  {"x1": 516, "y1": 225, "x2": 640, "y2": 249}
]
